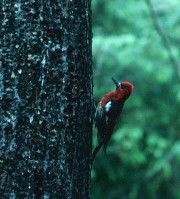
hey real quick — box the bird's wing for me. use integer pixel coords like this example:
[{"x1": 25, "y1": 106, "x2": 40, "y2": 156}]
[{"x1": 95, "y1": 100, "x2": 124, "y2": 150}]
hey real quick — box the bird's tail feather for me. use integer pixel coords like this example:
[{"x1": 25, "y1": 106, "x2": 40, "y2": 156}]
[{"x1": 91, "y1": 142, "x2": 103, "y2": 165}]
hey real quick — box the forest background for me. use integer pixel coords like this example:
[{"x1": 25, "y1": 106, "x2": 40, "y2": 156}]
[{"x1": 91, "y1": 0, "x2": 180, "y2": 199}]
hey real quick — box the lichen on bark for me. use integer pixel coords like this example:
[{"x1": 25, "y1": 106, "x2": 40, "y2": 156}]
[{"x1": 0, "y1": 0, "x2": 92, "y2": 198}]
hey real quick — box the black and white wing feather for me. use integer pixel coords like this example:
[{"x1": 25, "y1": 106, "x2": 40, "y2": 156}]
[{"x1": 93, "y1": 100, "x2": 124, "y2": 161}]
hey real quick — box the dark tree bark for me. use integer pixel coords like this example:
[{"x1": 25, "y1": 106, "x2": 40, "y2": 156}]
[{"x1": 0, "y1": 1, "x2": 92, "y2": 198}]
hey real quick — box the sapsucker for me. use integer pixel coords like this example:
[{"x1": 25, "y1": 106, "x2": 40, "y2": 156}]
[{"x1": 92, "y1": 77, "x2": 133, "y2": 162}]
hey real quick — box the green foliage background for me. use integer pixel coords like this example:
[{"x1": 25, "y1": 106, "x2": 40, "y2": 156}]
[{"x1": 91, "y1": 0, "x2": 180, "y2": 199}]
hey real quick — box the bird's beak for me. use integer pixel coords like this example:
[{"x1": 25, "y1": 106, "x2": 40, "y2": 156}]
[{"x1": 112, "y1": 77, "x2": 120, "y2": 88}]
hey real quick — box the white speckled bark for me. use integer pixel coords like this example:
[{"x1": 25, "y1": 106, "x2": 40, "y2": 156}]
[{"x1": 0, "y1": 0, "x2": 92, "y2": 198}]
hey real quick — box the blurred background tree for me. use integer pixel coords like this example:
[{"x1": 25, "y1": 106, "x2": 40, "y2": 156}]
[{"x1": 91, "y1": 0, "x2": 180, "y2": 199}]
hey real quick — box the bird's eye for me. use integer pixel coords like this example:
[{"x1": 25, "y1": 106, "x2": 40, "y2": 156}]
[{"x1": 121, "y1": 84, "x2": 125, "y2": 89}]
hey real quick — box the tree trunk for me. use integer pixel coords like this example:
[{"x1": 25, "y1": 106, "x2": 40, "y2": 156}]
[{"x1": 0, "y1": 1, "x2": 92, "y2": 198}]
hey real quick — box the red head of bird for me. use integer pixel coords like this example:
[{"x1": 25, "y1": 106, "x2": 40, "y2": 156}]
[{"x1": 112, "y1": 77, "x2": 133, "y2": 101}]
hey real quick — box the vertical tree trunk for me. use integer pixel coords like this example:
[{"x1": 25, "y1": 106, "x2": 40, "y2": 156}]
[{"x1": 0, "y1": 1, "x2": 92, "y2": 198}]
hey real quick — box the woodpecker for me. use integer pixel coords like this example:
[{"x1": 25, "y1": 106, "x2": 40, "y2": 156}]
[{"x1": 92, "y1": 77, "x2": 133, "y2": 162}]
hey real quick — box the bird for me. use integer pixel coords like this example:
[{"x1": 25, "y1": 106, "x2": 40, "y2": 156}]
[{"x1": 92, "y1": 77, "x2": 133, "y2": 163}]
